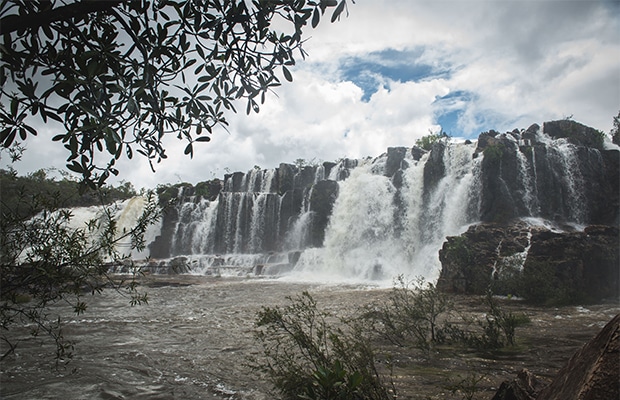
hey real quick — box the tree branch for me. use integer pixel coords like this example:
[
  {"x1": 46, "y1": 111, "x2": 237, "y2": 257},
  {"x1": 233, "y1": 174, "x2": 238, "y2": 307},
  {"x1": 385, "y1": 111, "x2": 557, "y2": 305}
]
[{"x1": 0, "y1": 0, "x2": 124, "y2": 36}]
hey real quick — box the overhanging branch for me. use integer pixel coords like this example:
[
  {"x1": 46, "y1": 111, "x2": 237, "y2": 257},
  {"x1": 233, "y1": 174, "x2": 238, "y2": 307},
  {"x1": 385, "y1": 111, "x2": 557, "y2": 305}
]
[{"x1": 0, "y1": 0, "x2": 124, "y2": 36}]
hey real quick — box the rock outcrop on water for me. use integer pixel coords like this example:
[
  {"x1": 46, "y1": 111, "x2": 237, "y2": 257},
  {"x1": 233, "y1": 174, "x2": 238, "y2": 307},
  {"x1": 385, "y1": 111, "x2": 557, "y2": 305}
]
[
  {"x1": 144, "y1": 119, "x2": 618, "y2": 285},
  {"x1": 492, "y1": 314, "x2": 620, "y2": 400},
  {"x1": 437, "y1": 223, "x2": 619, "y2": 304},
  {"x1": 437, "y1": 121, "x2": 619, "y2": 304}
]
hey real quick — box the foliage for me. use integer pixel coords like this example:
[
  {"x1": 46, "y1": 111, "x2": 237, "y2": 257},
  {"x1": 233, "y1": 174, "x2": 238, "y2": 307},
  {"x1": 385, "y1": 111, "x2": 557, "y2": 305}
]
[
  {"x1": 367, "y1": 278, "x2": 528, "y2": 354},
  {"x1": 446, "y1": 370, "x2": 487, "y2": 400},
  {"x1": 1, "y1": 0, "x2": 353, "y2": 188},
  {"x1": 0, "y1": 183, "x2": 160, "y2": 364},
  {"x1": 194, "y1": 179, "x2": 218, "y2": 198},
  {"x1": 370, "y1": 276, "x2": 452, "y2": 352},
  {"x1": 482, "y1": 143, "x2": 504, "y2": 163},
  {"x1": 0, "y1": 168, "x2": 136, "y2": 220},
  {"x1": 254, "y1": 291, "x2": 393, "y2": 400},
  {"x1": 464, "y1": 290, "x2": 530, "y2": 349},
  {"x1": 611, "y1": 110, "x2": 619, "y2": 146},
  {"x1": 415, "y1": 131, "x2": 448, "y2": 151}
]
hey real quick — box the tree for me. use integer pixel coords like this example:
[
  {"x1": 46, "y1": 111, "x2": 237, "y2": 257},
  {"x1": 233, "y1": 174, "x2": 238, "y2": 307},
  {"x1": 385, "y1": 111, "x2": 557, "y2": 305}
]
[
  {"x1": 0, "y1": 175, "x2": 160, "y2": 363},
  {"x1": 612, "y1": 110, "x2": 619, "y2": 146},
  {"x1": 0, "y1": 0, "x2": 352, "y2": 189}
]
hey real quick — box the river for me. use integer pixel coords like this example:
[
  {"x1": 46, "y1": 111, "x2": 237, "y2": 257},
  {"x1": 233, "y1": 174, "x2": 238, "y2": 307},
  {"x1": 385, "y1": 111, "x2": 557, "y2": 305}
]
[{"x1": 0, "y1": 276, "x2": 388, "y2": 400}]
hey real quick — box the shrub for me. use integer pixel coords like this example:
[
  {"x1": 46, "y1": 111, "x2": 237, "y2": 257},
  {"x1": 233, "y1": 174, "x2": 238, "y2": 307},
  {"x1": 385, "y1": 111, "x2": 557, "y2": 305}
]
[
  {"x1": 254, "y1": 291, "x2": 393, "y2": 400},
  {"x1": 482, "y1": 143, "x2": 504, "y2": 162},
  {"x1": 415, "y1": 132, "x2": 448, "y2": 151},
  {"x1": 370, "y1": 276, "x2": 452, "y2": 352}
]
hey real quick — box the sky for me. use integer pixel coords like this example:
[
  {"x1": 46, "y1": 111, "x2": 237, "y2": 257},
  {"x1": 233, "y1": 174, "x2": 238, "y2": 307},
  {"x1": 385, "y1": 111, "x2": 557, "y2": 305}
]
[{"x1": 4, "y1": 0, "x2": 620, "y2": 189}]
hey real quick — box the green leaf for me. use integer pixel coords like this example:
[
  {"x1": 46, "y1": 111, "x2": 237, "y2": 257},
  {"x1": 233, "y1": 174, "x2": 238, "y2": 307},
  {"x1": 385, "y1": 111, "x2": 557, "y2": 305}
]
[
  {"x1": 282, "y1": 66, "x2": 293, "y2": 82},
  {"x1": 312, "y1": 7, "x2": 320, "y2": 28},
  {"x1": 184, "y1": 143, "x2": 193, "y2": 156},
  {"x1": 67, "y1": 162, "x2": 83, "y2": 174},
  {"x1": 331, "y1": 0, "x2": 346, "y2": 22},
  {"x1": 195, "y1": 136, "x2": 211, "y2": 142},
  {"x1": 10, "y1": 98, "x2": 18, "y2": 117}
]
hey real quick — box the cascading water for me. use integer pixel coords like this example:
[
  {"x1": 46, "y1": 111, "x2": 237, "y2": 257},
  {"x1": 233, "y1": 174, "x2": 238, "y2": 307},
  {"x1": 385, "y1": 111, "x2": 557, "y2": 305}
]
[
  {"x1": 146, "y1": 121, "x2": 617, "y2": 282},
  {"x1": 289, "y1": 142, "x2": 482, "y2": 284}
]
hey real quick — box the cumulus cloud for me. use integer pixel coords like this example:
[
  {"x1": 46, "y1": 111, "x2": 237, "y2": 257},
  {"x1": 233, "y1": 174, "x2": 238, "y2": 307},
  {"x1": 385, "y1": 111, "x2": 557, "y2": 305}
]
[{"x1": 4, "y1": 0, "x2": 619, "y2": 188}]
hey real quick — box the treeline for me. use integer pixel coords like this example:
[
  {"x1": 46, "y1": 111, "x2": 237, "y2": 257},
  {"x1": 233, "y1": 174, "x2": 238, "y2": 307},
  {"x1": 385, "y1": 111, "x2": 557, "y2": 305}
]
[{"x1": 0, "y1": 169, "x2": 137, "y2": 220}]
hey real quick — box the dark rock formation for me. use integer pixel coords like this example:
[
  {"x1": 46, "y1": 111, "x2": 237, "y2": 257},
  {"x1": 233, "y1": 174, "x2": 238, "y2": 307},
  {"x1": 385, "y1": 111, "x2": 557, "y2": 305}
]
[
  {"x1": 475, "y1": 120, "x2": 619, "y2": 225},
  {"x1": 308, "y1": 180, "x2": 339, "y2": 247},
  {"x1": 423, "y1": 141, "x2": 446, "y2": 191},
  {"x1": 537, "y1": 313, "x2": 619, "y2": 400},
  {"x1": 543, "y1": 119, "x2": 606, "y2": 149},
  {"x1": 385, "y1": 146, "x2": 408, "y2": 178},
  {"x1": 492, "y1": 369, "x2": 548, "y2": 400},
  {"x1": 149, "y1": 118, "x2": 619, "y2": 285},
  {"x1": 437, "y1": 223, "x2": 619, "y2": 304},
  {"x1": 437, "y1": 222, "x2": 532, "y2": 295},
  {"x1": 494, "y1": 314, "x2": 619, "y2": 400}
]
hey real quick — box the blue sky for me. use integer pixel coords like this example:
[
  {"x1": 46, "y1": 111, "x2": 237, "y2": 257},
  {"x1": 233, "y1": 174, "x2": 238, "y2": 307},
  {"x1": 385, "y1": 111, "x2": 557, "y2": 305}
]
[{"x1": 5, "y1": 0, "x2": 620, "y2": 188}]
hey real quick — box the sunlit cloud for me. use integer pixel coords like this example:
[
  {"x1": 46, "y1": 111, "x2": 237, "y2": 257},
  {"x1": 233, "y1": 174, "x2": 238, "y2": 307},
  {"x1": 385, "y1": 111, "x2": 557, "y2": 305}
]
[{"x1": 4, "y1": 0, "x2": 619, "y2": 189}]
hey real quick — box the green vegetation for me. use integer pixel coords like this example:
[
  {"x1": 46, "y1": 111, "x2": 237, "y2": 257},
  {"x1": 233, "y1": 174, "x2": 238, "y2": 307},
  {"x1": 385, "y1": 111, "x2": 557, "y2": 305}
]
[
  {"x1": 415, "y1": 131, "x2": 448, "y2": 151},
  {"x1": 255, "y1": 281, "x2": 530, "y2": 398},
  {"x1": 611, "y1": 110, "x2": 619, "y2": 146},
  {"x1": 482, "y1": 143, "x2": 504, "y2": 162},
  {"x1": 254, "y1": 291, "x2": 393, "y2": 400},
  {"x1": 0, "y1": 168, "x2": 137, "y2": 220},
  {"x1": 0, "y1": 169, "x2": 159, "y2": 364},
  {"x1": 370, "y1": 276, "x2": 452, "y2": 352},
  {"x1": 1, "y1": 0, "x2": 352, "y2": 188},
  {"x1": 368, "y1": 278, "x2": 528, "y2": 353}
]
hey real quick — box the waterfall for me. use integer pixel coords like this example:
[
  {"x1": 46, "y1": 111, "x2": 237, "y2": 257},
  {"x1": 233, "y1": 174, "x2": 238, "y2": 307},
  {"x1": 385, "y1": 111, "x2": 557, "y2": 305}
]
[
  {"x1": 293, "y1": 163, "x2": 405, "y2": 281},
  {"x1": 290, "y1": 143, "x2": 481, "y2": 283},
  {"x1": 150, "y1": 123, "x2": 614, "y2": 281},
  {"x1": 402, "y1": 142, "x2": 481, "y2": 280},
  {"x1": 536, "y1": 129, "x2": 588, "y2": 225}
]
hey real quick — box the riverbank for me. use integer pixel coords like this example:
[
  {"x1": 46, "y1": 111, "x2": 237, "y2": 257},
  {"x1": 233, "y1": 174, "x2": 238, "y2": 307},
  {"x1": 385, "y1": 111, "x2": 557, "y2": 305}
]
[{"x1": 1, "y1": 275, "x2": 617, "y2": 399}]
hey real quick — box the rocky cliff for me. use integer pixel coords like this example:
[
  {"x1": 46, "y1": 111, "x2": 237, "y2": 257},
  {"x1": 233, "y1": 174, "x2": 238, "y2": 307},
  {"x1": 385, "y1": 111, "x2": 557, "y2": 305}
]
[
  {"x1": 146, "y1": 120, "x2": 618, "y2": 284},
  {"x1": 437, "y1": 223, "x2": 619, "y2": 304}
]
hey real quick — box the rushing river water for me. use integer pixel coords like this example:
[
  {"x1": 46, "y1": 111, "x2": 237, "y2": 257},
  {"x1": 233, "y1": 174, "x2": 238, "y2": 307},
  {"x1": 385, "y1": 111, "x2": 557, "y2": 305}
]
[{"x1": 0, "y1": 276, "x2": 388, "y2": 400}]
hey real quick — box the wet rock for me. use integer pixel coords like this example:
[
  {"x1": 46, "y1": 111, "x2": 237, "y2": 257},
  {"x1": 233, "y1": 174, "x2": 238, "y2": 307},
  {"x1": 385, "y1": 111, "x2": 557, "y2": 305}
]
[
  {"x1": 437, "y1": 223, "x2": 620, "y2": 304},
  {"x1": 543, "y1": 119, "x2": 606, "y2": 149},
  {"x1": 308, "y1": 180, "x2": 339, "y2": 247},
  {"x1": 494, "y1": 314, "x2": 620, "y2": 400},
  {"x1": 492, "y1": 369, "x2": 547, "y2": 400},
  {"x1": 385, "y1": 146, "x2": 408, "y2": 178},
  {"x1": 537, "y1": 313, "x2": 620, "y2": 400}
]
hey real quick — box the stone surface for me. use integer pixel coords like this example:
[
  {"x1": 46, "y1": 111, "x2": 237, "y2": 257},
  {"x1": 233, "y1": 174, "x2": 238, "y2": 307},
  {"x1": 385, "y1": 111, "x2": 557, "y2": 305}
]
[
  {"x1": 536, "y1": 313, "x2": 620, "y2": 400},
  {"x1": 493, "y1": 314, "x2": 620, "y2": 400},
  {"x1": 492, "y1": 369, "x2": 547, "y2": 400},
  {"x1": 437, "y1": 223, "x2": 619, "y2": 304}
]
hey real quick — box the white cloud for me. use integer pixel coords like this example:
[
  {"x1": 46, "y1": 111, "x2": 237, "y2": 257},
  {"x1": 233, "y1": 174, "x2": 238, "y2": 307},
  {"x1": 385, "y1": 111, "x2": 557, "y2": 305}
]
[{"x1": 4, "y1": 0, "x2": 619, "y2": 188}]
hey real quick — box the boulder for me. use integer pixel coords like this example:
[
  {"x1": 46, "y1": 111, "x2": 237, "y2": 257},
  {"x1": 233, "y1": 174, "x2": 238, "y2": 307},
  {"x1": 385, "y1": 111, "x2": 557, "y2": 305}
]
[
  {"x1": 437, "y1": 223, "x2": 620, "y2": 304},
  {"x1": 543, "y1": 119, "x2": 605, "y2": 149},
  {"x1": 385, "y1": 146, "x2": 408, "y2": 178},
  {"x1": 308, "y1": 180, "x2": 339, "y2": 247},
  {"x1": 494, "y1": 315, "x2": 620, "y2": 400},
  {"x1": 492, "y1": 369, "x2": 547, "y2": 400},
  {"x1": 536, "y1": 314, "x2": 619, "y2": 400}
]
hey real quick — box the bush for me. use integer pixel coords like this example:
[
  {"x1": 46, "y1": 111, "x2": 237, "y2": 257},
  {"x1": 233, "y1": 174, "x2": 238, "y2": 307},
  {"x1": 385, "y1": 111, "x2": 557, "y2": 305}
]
[
  {"x1": 368, "y1": 278, "x2": 529, "y2": 353},
  {"x1": 456, "y1": 290, "x2": 530, "y2": 350},
  {"x1": 253, "y1": 291, "x2": 393, "y2": 400},
  {"x1": 517, "y1": 261, "x2": 583, "y2": 306},
  {"x1": 415, "y1": 132, "x2": 448, "y2": 151},
  {"x1": 370, "y1": 276, "x2": 452, "y2": 352}
]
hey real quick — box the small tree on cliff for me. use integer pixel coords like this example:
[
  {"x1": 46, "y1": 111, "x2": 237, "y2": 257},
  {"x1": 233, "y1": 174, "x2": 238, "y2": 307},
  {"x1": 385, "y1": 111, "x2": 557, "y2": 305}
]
[
  {"x1": 1, "y1": 0, "x2": 353, "y2": 189},
  {"x1": 611, "y1": 110, "x2": 620, "y2": 146}
]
